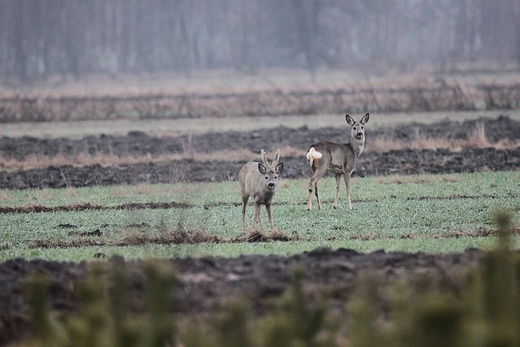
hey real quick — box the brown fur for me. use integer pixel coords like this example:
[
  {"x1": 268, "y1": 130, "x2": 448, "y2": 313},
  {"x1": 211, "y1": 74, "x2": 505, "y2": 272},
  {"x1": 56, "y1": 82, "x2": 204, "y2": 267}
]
[
  {"x1": 238, "y1": 150, "x2": 283, "y2": 233},
  {"x1": 306, "y1": 113, "x2": 369, "y2": 210}
]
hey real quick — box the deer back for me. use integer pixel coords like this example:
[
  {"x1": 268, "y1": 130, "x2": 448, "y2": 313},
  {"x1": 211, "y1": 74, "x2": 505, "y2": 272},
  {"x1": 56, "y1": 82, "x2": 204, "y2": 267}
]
[{"x1": 308, "y1": 142, "x2": 355, "y2": 173}]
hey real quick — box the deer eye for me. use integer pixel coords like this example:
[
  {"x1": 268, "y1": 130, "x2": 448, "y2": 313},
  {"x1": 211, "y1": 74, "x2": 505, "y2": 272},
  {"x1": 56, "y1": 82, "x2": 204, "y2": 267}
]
[
  {"x1": 275, "y1": 176, "x2": 278, "y2": 179},
  {"x1": 353, "y1": 126, "x2": 357, "y2": 130},
  {"x1": 265, "y1": 176, "x2": 268, "y2": 179}
]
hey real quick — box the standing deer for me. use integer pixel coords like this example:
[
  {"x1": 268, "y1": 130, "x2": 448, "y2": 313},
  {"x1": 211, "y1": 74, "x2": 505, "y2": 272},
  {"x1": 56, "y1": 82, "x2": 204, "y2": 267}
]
[
  {"x1": 238, "y1": 149, "x2": 283, "y2": 232},
  {"x1": 306, "y1": 113, "x2": 369, "y2": 210}
]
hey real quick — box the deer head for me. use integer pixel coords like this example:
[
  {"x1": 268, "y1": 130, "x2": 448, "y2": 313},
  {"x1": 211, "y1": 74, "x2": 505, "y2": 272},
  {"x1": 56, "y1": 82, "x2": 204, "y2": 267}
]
[
  {"x1": 258, "y1": 149, "x2": 283, "y2": 189},
  {"x1": 346, "y1": 112, "x2": 369, "y2": 142}
]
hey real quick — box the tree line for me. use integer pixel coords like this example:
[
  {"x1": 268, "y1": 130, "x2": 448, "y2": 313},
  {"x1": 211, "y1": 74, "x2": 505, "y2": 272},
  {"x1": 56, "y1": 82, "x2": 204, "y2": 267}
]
[{"x1": 1, "y1": 0, "x2": 519, "y2": 82}]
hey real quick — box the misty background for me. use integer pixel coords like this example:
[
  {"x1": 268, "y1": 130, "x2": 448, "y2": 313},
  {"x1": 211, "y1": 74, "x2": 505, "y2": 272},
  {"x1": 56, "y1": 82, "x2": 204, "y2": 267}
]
[{"x1": 1, "y1": 0, "x2": 519, "y2": 83}]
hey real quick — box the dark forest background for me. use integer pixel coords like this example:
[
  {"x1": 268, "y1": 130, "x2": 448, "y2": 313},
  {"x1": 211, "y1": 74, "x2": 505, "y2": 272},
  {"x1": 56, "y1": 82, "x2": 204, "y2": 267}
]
[{"x1": 1, "y1": 0, "x2": 520, "y2": 83}]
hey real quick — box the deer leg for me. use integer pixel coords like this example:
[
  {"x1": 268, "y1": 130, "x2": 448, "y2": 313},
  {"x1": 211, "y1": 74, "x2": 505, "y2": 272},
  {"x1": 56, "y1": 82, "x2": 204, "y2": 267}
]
[
  {"x1": 343, "y1": 173, "x2": 352, "y2": 209},
  {"x1": 254, "y1": 202, "x2": 265, "y2": 231},
  {"x1": 334, "y1": 174, "x2": 342, "y2": 208},
  {"x1": 308, "y1": 166, "x2": 327, "y2": 211},
  {"x1": 315, "y1": 181, "x2": 322, "y2": 210},
  {"x1": 307, "y1": 179, "x2": 314, "y2": 210},
  {"x1": 308, "y1": 178, "x2": 321, "y2": 210},
  {"x1": 266, "y1": 203, "x2": 274, "y2": 231},
  {"x1": 241, "y1": 195, "x2": 249, "y2": 233}
]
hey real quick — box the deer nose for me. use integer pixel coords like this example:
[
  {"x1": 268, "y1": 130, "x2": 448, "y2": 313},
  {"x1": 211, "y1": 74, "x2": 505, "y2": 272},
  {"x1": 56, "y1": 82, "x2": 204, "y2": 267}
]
[{"x1": 268, "y1": 182, "x2": 276, "y2": 188}]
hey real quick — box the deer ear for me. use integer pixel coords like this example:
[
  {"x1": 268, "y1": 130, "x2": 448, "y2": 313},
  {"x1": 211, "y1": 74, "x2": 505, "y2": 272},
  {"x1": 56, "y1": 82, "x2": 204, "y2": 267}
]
[
  {"x1": 361, "y1": 113, "x2": 370, "y2": 124},
  {"x1": 275, "y1": 162, "x2": 283, "y2": 173},
  {"x1": 345, "y1": 114, "x2": 355, "y2": 125},
  {"x1": 258, "y1": 162, "x2": 267, "y2": 174}
]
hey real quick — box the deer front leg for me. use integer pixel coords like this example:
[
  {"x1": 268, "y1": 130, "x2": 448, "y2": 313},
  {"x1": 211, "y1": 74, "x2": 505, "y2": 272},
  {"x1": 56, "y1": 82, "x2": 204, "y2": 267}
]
[
  {"x1": 343, "y1": 173, "x2": 352, "y2": 209},
  {"x1": 266, "y1": 203, "x2": 274, "y2": 231},
  {"x1": 254, "y1": 202, "x2": 265, "y2": 231},
  {"x1": 241, "y1": 196, "x2": 248, "y2": 233},
  {"x1": 333, "y1": 174, "x2": 341, "y2": 209}
]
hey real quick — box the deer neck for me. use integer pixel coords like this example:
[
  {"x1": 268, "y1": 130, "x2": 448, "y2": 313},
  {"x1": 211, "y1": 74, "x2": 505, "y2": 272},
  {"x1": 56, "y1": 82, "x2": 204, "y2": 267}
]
[{"x1": 348, "y1": 137, "x2": 365, "y2": 158}]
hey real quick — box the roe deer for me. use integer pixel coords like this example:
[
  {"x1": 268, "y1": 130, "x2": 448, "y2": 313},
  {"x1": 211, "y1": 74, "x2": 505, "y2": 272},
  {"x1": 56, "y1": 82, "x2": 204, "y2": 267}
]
[
  {"x1": 238, "y1": 149, "x2": 283, "y2": 233},
  {"x1": 306, "y1": 113, "x2": 369, "y2": 210}
]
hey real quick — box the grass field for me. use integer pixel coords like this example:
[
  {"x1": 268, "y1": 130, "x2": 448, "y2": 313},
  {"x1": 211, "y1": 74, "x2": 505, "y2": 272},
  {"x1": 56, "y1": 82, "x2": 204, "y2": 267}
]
[{"x1": 0, "y1": 171, "x2": 518, "y2": 262}]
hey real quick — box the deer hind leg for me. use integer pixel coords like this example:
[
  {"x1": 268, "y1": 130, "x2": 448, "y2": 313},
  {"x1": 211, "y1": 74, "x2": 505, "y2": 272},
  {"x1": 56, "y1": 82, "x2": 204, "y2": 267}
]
[
  {"x1": 308, "y1": 166, "x2": 327, "y2": 211},
  {"x1": 315, "y1": 182, "x2": 322, "y2": 210},
  {"x1": 308, "y1": 177, "x2": 323, "y2": 210},
  {"x1": 343, "y1": 173, "x2": 353, "y2": 209},
  {"x1": 307, "y1": 181, "x2": 314, "y2": 210},
  {"x1": 307, "y1": 172, "x2": 315, "y2": 210},
  {"x1": 266, "y1": 203, "x2": 274, "y2": 231}
]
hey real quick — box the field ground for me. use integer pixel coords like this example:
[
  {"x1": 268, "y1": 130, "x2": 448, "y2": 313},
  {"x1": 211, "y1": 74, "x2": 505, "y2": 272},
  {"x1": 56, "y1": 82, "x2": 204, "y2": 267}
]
[
  {"x1": 2, "y1": 110, "x2": 520, "y2": 139},
  {"x1": 0, "y1": 171, "x2": 518, "y2": 262},
  {"x1": 0, "y1": 89, "x2": 519, "y2": 344}
]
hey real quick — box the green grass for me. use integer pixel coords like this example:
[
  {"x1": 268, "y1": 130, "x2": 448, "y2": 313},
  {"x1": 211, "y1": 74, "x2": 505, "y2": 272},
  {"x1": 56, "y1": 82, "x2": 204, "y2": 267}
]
[{"x1": 0, "y1": 171, "x2": 518, "y2": 262}]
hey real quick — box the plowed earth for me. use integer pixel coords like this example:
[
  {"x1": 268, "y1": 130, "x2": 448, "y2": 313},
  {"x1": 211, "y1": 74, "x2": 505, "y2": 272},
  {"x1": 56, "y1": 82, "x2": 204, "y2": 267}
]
[
  {"x1": 0, "y1": 114, "x2": 519, "y2": 345},
  {"x1": 0, "y1": 115, "x2": 519, "y2": 189}
]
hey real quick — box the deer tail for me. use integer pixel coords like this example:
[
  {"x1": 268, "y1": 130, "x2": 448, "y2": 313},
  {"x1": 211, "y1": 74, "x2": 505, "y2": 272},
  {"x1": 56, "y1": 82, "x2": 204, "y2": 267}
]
[{"x1": 306, "y1": 147, "x2": 322, "y2": 167}]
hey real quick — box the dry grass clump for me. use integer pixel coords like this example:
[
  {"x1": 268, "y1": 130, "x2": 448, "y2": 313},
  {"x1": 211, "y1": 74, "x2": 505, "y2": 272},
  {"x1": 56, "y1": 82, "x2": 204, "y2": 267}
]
[
  {"x1": 0, "y1": 190, "x2": 10, "y2": 201},
  {"x1": 441, "y1": 175, "x2": 459, "y2": 183},
  {"x1": 29, "y1": 237, "x2": 105, "y2": 249},
  {"x1": 27, "y1": 228, "x2": 302, "y2": 250},
  {"x1": 0, "y1": 152, "x2": 157, "y2": 171},
  {"x1": 348, "y1": 233, "x2": 377, "y2": 241},
  {"x1": 473, "y1": 225, "x2": 520, "y2": 237},
  {"x1": 29, "y1": 229, "x2": 223, "y2": 249},
  {"x1": 0, "y1": 201, "x2": 194, "y2": 214},
  {"x1": 368, "y1": 122, "x2": 518, "y2": 153},
  {"x1": 376, "y1": 173, "x2": 458, "y2": 185},
  {"x1": 0, "y1": 150, "x2": 241, "y2": 171},
  {"x1": 382, "y1": 174, "x2": 435, "y2": 185},
  {"x1": 119, "y1": 229, "x2": 223, "y2": 246},
  {"x1": 436, "y1": 225, "x2": 520, "y2": 238}
]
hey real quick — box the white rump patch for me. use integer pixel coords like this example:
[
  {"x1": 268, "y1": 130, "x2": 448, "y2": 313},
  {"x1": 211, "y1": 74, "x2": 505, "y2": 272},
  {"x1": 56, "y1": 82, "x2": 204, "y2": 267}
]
[{"x1": 306, "y1": 147, "x2": 323, "y2": 160}]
